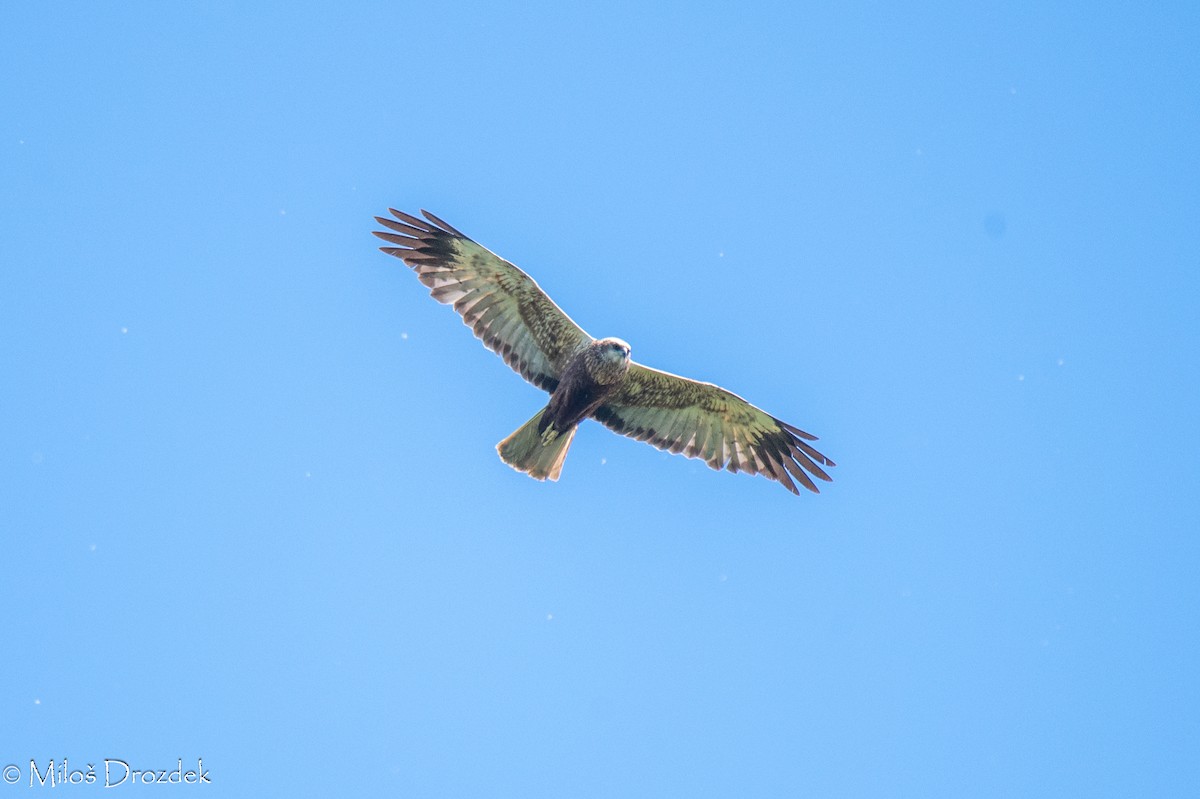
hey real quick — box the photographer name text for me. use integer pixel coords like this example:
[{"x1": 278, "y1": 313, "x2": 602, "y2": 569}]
[{"x1": 3, "y1": 758, "x2": 210, "y2": 788}]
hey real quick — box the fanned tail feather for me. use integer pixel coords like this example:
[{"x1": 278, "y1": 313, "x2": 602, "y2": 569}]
[{"x1": 496, "y1": 408, "x2": 577, "y2": 481}]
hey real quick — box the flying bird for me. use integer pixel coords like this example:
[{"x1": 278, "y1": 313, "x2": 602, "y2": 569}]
[{"x1": 372, "y1": 209, "x2": 835, "y2": 495}]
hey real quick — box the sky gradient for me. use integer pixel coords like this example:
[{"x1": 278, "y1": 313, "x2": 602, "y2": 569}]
[{"x1": 4, "y1": 2, "x2": 1199, "y2": 796}]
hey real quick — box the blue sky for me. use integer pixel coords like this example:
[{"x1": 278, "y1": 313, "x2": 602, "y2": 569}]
[{"x1": 3, "y1": 2, "x2": 1199, "y2": 796}]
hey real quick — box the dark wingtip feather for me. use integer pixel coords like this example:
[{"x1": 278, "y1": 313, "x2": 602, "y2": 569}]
[
  {"x1": 374, "y1": 230, "x2": 419, "y2": 247},
  {"x1": 769, "y1": 456, "x2": 800, "y2": 495},
  {"x1": 420, "y1": 209, "x2": 466, "y2": 237},
  {"x1": 778, "y1": 420, "x2": 819, "y2": 441},
  {"x1": 376, "y1": 216, "x2": 427, "y2": 237},
  {"x1": 389, "y1": 209, "x2": 436, "y2": 231}
]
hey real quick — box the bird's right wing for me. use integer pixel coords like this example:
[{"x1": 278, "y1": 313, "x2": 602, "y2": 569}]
[
  {"x1": 594, "y1": 362, "x2": 835, "y2": 494},
  {"x1": 373, "y1": 209, "x2": 592, "y2": 393}
]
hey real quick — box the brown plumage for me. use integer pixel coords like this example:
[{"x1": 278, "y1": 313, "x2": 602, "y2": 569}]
[{"x1": 372, "y1": 209, "x2": 835, "y2": 495}]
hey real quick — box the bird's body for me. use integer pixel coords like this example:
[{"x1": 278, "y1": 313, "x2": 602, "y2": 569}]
[
  {"x1": 545, "y1": 338, "x2": 631, "y2": 433},
  {"x1": 493, "y1": 337, "x2": 631, "y2": 480},
  {"x1": 372, "y1": 209, "x2": 835, "y2": 495}
]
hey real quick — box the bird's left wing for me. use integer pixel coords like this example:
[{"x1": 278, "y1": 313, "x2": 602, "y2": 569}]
[
  {"x1": 593, "y1": 363, "x2": 835, "y2": 495},
  {"x1": 373, "y1": 209, "x2": 592, "y2": 393}
]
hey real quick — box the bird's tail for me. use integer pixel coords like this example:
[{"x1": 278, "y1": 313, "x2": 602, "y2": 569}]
[{"x1": 496, "y1": 407, "x2": 577, "y2": 482}]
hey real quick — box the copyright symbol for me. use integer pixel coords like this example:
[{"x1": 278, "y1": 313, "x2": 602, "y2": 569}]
[{"x1": 2, "y1": 764, "x2": 19, "y2": 783}]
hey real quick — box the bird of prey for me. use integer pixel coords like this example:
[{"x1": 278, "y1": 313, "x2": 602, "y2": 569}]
[{"x1": 372, "y1": 209, "x2": 835, "y2": 495}]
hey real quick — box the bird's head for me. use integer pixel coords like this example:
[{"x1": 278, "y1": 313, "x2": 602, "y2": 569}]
[
  {"x1": 599, "y1": 337, "x2": 631, "y2": 362},
  {"x1": 589, "y1": 337, "x2": 632, "y2": 384}
]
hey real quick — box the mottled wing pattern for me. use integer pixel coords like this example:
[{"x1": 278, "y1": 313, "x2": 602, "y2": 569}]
[
  {"x1": 373, "y1": 209, "x2": 592, "y2": 392},
  {"x1": 593, "y1": 363, "x2": 835, "y2": 494}
]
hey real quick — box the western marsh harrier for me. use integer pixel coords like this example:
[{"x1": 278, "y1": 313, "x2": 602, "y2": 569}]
[{"x1": 372, "y1": 210, "x2": 834, "y2": 495}]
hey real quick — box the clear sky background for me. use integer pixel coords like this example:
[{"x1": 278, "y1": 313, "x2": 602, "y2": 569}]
[{"x1": 3, "y1": 2, "x2": 1199, "y2": 796}]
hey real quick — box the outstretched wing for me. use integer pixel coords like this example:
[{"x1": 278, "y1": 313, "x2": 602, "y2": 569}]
[
  {"x1": 372, "y1": 209, "x2": 592, "y2": 393},
  {"x1": 593, "y1": 363, "x2": 835, "y2": 495}
]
